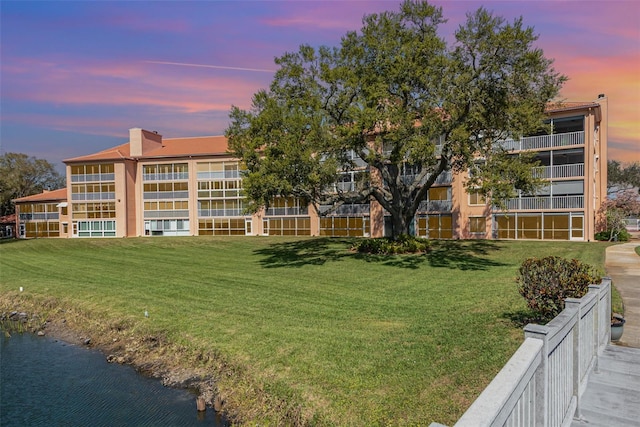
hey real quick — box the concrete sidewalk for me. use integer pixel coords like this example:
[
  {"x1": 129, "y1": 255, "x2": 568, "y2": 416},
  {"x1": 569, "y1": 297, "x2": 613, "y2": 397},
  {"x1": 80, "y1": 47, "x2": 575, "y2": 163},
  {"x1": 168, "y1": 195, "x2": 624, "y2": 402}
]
[{"x1": 605, "y1": 241, "x2": 640, "y2": 348}]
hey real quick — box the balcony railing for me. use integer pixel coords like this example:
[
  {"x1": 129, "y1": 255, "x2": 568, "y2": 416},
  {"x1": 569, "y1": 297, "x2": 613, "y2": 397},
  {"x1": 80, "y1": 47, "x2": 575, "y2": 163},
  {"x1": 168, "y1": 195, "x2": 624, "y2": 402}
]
[
  {"x1": 143, "y1": 210, "x2": 189, "y2": 219},
  {"x1": 197, "y1": 171, "x2": 241, "y2": 180},
  {"x1": 265, "y1": 206, "x2": 309, "y2": 216},
  {"x1": 497, "y1": 131, "x2": 584, "y2": 151},
  {"x1": 402, "y1": 170, "x2": 452, "y2": 186},
  {"x1": 320, "y1": 203, "x2": 370, "y2": 216},
  {"x1": 532, "y1": 163, "x2": 584, "y2": 179},
  {"x1": 142, "y1": 172, "x2": 189, "y2": 181},
  {"x1": 417, "y1": 200, "x2": 453, "y2": 212},
  {"x1": 70, "y1": 173, "x2": 115, "y2": 183},
  {"x1": 143, "y1": 191, "x2": 189, "y2": 200},
  {"x1": 499, "y1": 195, "x2": 584, "y2": 211},
  {"x1": 71, "y1": 192, "x2": 116, "y2": 201},
  {"x1": 19, "y1": 212, "x2": 59, "y2": 221},
  {"x1": 198, "y1": 209, "x2": 244, "y2": 217}
]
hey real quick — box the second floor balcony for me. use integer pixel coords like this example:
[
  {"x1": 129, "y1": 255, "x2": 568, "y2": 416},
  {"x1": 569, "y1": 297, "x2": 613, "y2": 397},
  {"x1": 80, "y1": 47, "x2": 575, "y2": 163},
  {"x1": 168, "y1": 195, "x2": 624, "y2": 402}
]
[
  {"x1": 417, "y1": 200, "x2": 453, "y2": 212},
  {"x1": 19, "y1": 212, "x2": 59, "y2": 221}
]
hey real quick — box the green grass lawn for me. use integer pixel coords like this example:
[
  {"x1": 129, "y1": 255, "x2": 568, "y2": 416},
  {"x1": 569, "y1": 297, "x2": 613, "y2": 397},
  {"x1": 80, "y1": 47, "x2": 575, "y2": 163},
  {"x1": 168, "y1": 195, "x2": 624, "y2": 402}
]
[{"x1": 0, "y1": 237, "x2": 610, "y2": 426}]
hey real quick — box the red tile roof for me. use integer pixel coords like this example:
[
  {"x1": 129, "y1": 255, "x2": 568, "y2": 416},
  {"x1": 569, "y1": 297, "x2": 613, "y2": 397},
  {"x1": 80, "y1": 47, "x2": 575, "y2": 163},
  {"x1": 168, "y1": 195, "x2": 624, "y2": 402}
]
[
  {"x1": 64, "y1": 143, "x2": 131, "y2": 163},
  {"x1": 13, "y1": 188, "x2": 67, "y2": 203},
  {"x1": 144, "y1": 135, "x2": 229, "y2": 159},
  {"x1": 64, "y1": 135, "x2": 230, "y2": 163},
  {"x1": 546, "y1": 101, "x2": 600, "y2": 113}
]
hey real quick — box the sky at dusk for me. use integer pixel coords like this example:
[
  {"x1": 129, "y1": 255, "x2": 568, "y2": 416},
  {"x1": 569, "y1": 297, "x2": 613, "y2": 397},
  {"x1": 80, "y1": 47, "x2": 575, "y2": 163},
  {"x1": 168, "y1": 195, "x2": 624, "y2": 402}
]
[{"x1": 1, "y1": 0, "x2": 639, "y2": 171}]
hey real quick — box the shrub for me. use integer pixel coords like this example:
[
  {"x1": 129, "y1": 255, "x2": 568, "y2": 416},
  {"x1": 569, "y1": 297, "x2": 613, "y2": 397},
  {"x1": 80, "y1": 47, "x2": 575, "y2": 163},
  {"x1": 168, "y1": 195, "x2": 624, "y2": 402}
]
[
  {"x1": 517, "y1": 256, "x2": 601, "y2": 321},
  {"x1": 594, "y1": 229, "x2": 630, "y2": 242},
  {"x1": 352, "y1": 235, "x2": 431, "y2": 255}
]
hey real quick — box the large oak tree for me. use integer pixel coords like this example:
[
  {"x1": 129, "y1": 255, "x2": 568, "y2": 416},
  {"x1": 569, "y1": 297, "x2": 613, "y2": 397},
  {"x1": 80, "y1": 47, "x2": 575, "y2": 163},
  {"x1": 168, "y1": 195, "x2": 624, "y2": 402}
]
[{"x1": 226, "y1": 1, "x2": 565, "y2": 238}]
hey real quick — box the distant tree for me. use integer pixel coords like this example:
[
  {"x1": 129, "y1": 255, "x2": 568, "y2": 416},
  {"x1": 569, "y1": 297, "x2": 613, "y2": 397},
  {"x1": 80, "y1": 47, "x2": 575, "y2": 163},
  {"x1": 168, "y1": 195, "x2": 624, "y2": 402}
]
[
  {"x1": 226, "y1": 0, "x2": 564, "y2": 238},
  {"x1": 596, "y1": 189, "x2": 640, "y2": 241},
  {"x1": 608, "y1": 160, "x2": 640, "y2": 195},
  {"x1": 0, "y1": 153, "x2": 65, "y2": 216}
]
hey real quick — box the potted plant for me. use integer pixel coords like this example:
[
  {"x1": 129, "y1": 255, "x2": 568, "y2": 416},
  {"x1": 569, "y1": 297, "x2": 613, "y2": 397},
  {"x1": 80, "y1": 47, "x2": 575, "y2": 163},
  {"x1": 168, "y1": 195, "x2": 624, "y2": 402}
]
[{"x1": 611, "y1": 313, "x2": 626, "y2": 341}]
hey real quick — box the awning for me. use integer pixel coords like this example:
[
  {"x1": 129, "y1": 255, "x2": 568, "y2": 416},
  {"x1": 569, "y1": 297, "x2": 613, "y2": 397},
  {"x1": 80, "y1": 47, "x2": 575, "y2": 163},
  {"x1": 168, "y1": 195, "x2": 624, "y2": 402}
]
[{"x1": 56, "y1": 202, "x2": 68, "y2": 208}]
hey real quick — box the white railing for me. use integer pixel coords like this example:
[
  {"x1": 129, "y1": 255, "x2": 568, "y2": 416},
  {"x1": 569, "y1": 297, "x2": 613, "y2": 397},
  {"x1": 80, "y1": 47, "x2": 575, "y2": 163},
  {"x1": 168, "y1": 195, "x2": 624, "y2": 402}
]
[
  {"x1": 417, "y1": 200, "x2": 453, "y2": 212},
  {"x1": 496, "y1": 131, "x2": 584, "y2": 152},
  {"x1": 70, "y1": 173, "x2": 115, "y2": 183},
  {"x1": 71, "y1": 192, "x2": 116, "y2": 201},
  {"x1": 142, "y1": 172, "x2": 189, "y2": 181},
  {"x1": 624, "y1": 218, "x2": 639, "y2": 232},
  {"x1": 532, "y1": 164, "x2": 584, "y2": 179},
  {"x1": 432, "y1": 278, "x2": 611, "y2": 427},
  {"x1": 402, "y1": 170, "x2": 452, "y2": 186},
  {"x1": 142, "y1": 191, "x2": 189, "y2": 200},
  {"x1": 501, "y1": 195, "x2": 584, "y2": 211},
  {"x1": 19, "y1": 212, "x2": 59, "y2": 221}
]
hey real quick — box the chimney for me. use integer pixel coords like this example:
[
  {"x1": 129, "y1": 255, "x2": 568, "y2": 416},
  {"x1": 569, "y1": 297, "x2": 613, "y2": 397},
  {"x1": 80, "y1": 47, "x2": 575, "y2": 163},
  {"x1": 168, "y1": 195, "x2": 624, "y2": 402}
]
[{"x1": 129, "y1": 128, "x2": 162, "y2": 157}]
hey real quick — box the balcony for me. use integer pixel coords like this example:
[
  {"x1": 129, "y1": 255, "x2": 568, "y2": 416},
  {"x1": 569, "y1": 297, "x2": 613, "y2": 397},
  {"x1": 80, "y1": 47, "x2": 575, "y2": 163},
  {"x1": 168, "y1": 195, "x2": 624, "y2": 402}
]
[
  {"x1": 143, "y1": 191, "x2": 189, "y2": 200},
  {"x1": 197, "y1": 170, "x2": 241, "y2": 180},
  {"x1": 71, "y1": 192, "x2": 116, "y2": 201},
  {"x1": 143, "y1": 210, "x2": 189, "y2": 219},
  {"x1": 320, "y1": 203, "x2": 370, "y2": 216},
  {"x1": 417, "y1": 200, "x2": 452, "y2": 212},
  {"x1": 70, "y1": 173, "x2": 115, "y2": 183},
  {"x1": 265, "y1": 206, "x2": 309, "y2": 216},
  {"x1": 19, "y1": 212, "x2": 59, "y2": 221},
  {"x1": 532, "y1": 163, "x2": 584, "y2": 179},
  {"x1": 198, "y1": 209, "x2": 244, "y2": 217},
  {"x1": 142, "y1": 172, "x2": 189, "y2": 181},
  {"x1": 402, "y1": 170, "x2": 452, "y2": 186},
  {"x1": 496, "y1": 131, "x2": 584, "y2": 151},
  {"x1": 498, "y1": 195, "x2": 584, "y2": 211}
]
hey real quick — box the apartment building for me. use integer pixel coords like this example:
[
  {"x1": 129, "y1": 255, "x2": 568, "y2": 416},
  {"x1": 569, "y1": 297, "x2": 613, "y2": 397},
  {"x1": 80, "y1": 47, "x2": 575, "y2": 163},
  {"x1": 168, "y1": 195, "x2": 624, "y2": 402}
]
[{"x1": 14, "y1": 96, "x2": 607, "y2": 240}]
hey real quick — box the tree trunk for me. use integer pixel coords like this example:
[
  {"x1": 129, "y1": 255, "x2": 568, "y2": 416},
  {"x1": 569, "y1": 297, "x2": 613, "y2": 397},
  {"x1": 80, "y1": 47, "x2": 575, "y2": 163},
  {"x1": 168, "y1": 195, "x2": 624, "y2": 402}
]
[{"x1": 389, "y1": 211, "x2": 412, "y2": 240}]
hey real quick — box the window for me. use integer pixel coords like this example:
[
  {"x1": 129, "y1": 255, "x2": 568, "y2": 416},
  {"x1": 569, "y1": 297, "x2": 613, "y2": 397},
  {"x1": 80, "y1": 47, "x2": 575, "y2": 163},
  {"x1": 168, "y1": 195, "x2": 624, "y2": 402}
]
[
  {"x1": 495, "y1": 215, "x2": 516, "y2": 239},
  {"x1": 468, "y1": 190, "x2": 485, "y2": 205},
  {"x1": 72, "y1": 202, "x2": 116, "y2": 219},
  {"x1": 266, "y1": 217, "x2": 311, "y2": 236},
  {"x1": 320, "y1": 216, "x2": 370, "y2": 237},
  {"x1": 469, "y1": 217, "x2": 486, "y2": 234},
  {"x1": 415, "y1": 214, "x2": 452, "y2": 239},
  {"x1": 143, "y1": 163, "x2": 188, "y2": 181},
  {"x1": 199, "y1": 218, "x2": 246, "y2": 236},
  {"x1": 75, "y1": 220, "x2": 116, "y2": 237}
]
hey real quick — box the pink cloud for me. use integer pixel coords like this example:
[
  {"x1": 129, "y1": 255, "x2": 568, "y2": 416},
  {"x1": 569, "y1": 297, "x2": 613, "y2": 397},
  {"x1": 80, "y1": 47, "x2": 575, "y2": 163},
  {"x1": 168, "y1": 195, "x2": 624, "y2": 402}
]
[{"x1": 2, "y1": 56, "x2": 269, "y2": 114}]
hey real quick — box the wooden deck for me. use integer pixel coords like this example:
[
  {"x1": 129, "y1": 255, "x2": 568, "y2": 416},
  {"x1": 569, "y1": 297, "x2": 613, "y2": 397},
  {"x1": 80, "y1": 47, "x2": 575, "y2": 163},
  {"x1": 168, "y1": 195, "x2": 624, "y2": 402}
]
[{"x1": 571, "y1": 345, "x2": 640, "y2": 427}]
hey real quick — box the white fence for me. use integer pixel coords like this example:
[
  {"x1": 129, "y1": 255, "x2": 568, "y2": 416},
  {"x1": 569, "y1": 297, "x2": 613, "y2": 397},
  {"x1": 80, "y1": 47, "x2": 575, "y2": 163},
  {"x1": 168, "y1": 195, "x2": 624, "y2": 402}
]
[
  {"x1": 624, "y1": 218, "x2": 639, "y2": 232},
  {"x1": 432, "y1": 278, "x2": 611, "y2": 427}
]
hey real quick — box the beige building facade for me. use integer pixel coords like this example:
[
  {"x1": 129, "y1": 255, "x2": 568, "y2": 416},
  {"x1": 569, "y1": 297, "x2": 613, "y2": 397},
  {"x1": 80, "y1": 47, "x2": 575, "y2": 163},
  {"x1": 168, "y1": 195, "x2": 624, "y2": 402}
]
[{"x1": 14, "y1": 96, "x2": 608, "y2": 241}]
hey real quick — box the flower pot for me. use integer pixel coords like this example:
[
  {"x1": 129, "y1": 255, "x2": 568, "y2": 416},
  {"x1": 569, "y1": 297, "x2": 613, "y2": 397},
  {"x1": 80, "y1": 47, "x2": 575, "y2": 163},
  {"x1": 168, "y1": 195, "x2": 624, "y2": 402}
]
[{"x1": 611, "y1": 315, "x2": 626, "y2": 341}]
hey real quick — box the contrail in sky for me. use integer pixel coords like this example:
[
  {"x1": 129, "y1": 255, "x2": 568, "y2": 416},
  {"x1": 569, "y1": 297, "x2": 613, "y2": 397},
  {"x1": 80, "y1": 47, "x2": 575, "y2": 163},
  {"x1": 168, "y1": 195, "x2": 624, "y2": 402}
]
[{"x1": 145, "y1": 60, "x2": 275, "y2": 73}]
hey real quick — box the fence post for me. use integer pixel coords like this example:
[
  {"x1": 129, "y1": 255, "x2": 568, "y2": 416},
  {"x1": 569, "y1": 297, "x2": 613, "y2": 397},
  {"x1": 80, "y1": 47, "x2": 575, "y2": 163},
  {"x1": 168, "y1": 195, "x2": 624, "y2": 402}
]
[
  {"x1": 594, "y1": 277, "x2": 612, "y2": 352},
  {"x1": 524, "y1": 324, "x2": 549, "y2": 427},
  {"x1": 565, "y1": 297, "x2": 582, "y2": 420}
]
